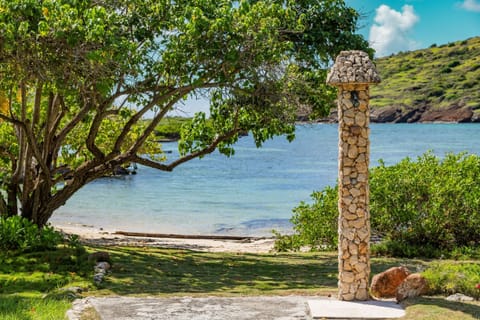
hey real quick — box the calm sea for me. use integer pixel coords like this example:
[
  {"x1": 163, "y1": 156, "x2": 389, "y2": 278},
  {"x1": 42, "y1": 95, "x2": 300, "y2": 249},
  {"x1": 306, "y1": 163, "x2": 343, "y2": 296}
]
[{"x1": 51, "y1": 123, "x2": 480, "y2": 236}]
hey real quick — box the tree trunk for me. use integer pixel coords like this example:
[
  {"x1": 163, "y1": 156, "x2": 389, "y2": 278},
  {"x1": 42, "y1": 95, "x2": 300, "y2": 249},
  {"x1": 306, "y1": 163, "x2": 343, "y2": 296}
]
[{"x1": 6, "y1": 182, "x2": 18, "y2": 217}]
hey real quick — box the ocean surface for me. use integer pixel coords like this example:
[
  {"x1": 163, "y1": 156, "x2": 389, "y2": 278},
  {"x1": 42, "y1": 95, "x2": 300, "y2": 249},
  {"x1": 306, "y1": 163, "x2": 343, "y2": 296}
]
[{"x1": 51, "y1": 123, "x2": 480, "y2": 236}]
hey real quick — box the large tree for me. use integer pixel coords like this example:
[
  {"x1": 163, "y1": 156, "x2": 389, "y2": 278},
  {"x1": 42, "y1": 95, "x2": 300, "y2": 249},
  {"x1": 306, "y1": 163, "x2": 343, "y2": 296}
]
[{"x1": 0, "y1": 0, "x2": 371, "y2": 227}]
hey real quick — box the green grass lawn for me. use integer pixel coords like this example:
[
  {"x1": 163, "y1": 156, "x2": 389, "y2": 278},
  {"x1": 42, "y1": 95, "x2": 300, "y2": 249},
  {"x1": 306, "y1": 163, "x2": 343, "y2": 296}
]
[{"x1": 1, "y1": 245, "x2": 479, "y2": 319}]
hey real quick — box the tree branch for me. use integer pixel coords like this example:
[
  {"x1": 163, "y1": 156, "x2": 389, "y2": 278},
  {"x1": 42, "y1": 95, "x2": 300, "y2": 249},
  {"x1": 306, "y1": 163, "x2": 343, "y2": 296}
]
[{"x1": 132, "y1": 128, "x2": 241, "y2": 172}]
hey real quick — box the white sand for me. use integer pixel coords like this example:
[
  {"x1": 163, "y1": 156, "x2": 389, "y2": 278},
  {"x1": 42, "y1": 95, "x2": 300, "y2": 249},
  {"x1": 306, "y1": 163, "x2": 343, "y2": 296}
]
[{"x1": 53, "y1": 223, "x2": 276, "y2": 253}]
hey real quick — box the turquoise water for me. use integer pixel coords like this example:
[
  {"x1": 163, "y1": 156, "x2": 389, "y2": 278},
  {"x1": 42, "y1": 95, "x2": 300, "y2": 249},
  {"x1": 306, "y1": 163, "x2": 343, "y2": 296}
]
[{"x1": 51, "y1": 123, "x2": 480, "y2": 236}]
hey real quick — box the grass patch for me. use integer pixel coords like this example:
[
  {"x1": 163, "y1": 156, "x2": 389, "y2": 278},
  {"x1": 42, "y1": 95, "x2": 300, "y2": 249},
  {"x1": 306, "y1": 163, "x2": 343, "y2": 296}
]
[
  {"x1": 402, "y1": 297, "x2": 480, "y2": 319},
  {"x1": 91, "y1": 247, "x2": 339, "y2": 296},
  {"x1": 1, "y1": 245, "x2": 479, "y2": 319},
  {"x1": 0, "y1": 246, "x2": 92, "y2": 320},
  {"x1": 0, "y1": 294, "x2": 72, "y2": 320}
]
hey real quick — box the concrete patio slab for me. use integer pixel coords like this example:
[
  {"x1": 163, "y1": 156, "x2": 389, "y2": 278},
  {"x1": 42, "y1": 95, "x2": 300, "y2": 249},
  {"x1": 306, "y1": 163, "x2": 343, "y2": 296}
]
[
  {"x1": 307, "y1": 299, "x2": 405, "y2": 319},
  {"x1": 68, "y1": 295, "x2": 313, "y2": 320}
]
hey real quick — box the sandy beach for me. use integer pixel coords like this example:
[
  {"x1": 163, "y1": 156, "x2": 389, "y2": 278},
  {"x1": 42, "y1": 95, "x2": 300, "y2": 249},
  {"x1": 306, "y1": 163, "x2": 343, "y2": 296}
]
[{"x1": 53, "y1": 223, "x2": 276, "y2": 253}]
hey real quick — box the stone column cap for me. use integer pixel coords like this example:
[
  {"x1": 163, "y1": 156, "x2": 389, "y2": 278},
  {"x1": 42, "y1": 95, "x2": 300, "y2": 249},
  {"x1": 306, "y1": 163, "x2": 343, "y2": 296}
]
[{"x1": 326, "y1": 50, "x2": 381, "y2": 85}]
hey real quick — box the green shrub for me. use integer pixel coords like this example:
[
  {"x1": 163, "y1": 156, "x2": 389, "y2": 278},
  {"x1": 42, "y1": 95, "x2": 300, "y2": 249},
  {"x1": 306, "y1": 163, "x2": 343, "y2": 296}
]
[
  {"x1": 274, "y1": 186, "x2": 338, "y2": 252},
  {"x1": 441, "y1": 67, "x2": 452, "y2": 73},
  {"x1": 447, "y1": 60, "x2": 461, "y2": 68},
  {"x1": 423, "y1": 262, "x2": 480, "y2": 299},
  {"x1": 275, "y1": 152, "x2": 480, "y2": 257},
  {"x1": 371, "y1": 152, "x2": 480, "y2": 251},
  {"x1": 0, "y1": 216, "x2": 63, "y2": 252}
]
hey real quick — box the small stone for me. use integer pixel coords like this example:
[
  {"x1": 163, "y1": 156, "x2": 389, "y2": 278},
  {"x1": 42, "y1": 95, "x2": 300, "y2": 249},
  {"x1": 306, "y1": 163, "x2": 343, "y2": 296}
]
[
  {"x1": 357, "y1": 173, "x2": 367, "y2": 182},
  {"x1": 357, "y1": 227, "x2": 369, "y2": 240},
  {"x1": 357, "y1": 162, "x2": 368, "y2": 173},
  {"x1": 348, "y1": 203, "x2": 357, "y2": 213},
  {"x1": 359, "y1": 242, "x2": 368, "y2": 255},
  {"x1": 355, "y1": 289, "x2": 369, "y2": 301},
  {"x1": 343, "y1": 228, "x2": 355, "y2": 241},
  {"x1": 350, "y1": 125, "x2": 362, "y2": 136},
  {"x1": 341, "y1": 293, "x2": 355, "y2": 301},
  {"x1": 96, "y1": 261, "x2": 111, "y2": 271},
  {"x1": 348, "y1": 145, "x2": 358, "y2": 158},
  {"x1": 344, "y1": 158, "x2": 354, "y2": 166},
  {"x1": 343, "y1": 261, "x2": 353, "y2": 271},
  {"x1": 356, "y1": 153, "x2": 366, "y2": 163},
  {"x1": 357, "y1": 137, "x2": 367, "y2": 147},
  {"x1": 344, "y1": 116, "x2": 355, "y2": 126},
  {"x1": 343, "y1": 196, "x2": 353, "y2": 205},
  {"x1": 355, "y1": 113, "x2": 366, "y2": 126},
  {"x1": 344, "y1": 212, "x2": 358, "y2": 220},
  {"x1": 358, "y1": 91, "x2": 368, "y2": 100},
  {"x1": 350, "y1": 218, "x2": 365, "y2": 229},
  {"x1": 359, "y1": 279, "x2": 368, "y2": 289},
  {"x1": 342, "y1": 272, "x2": 355, "y2": 283},
  {"x1": 347, "y1": 136, "x2": 357, "y2": 145},
  {"x1": 354, "y1": 262, "x2": 368, "y2": 272},
  {"x1": 348, "y1": 243, "x2": 358, "y2": 255},
  {"x1": 446, "y1": 293, "x2": 474, "y2": 302},
  {"x1": 344, "y1": 109, "x2": 355, "y2": 119},
  {"x1": 350, "y1": 188, "x2": 361, "y2": 197}
]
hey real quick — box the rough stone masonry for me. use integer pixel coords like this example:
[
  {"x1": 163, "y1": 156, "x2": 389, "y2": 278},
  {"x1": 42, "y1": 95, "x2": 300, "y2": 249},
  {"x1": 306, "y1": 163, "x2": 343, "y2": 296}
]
[{"x1": 326, "y1": 50, "x2": 381, "y2": 301}]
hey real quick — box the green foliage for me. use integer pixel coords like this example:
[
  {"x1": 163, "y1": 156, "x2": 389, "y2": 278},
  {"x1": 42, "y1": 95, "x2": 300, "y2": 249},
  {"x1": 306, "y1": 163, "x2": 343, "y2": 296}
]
[
  {"x1": 371, "y1": 36, "x2": 480, "y2": 112},
  {"x1": 276, "y1": 152, "x2": 480, "y2": 257},
  {"x1": 0, "y1": 0, "x2": 370, "y2": 227},
  {"x1": 370, "y1": 152, "x2": 480, "y2": 251},
  {"x1": 423, "y1": 262, "x2": 480, "y2": 299},
  {"x1": 154, "y1": 117, "x2": 191, "y2": 140},
  {"x1": 0, "y1": 216, "x2": 63, "y2": 252},
  {"x1": 371, "y1": 240, "x2": 443, "y2": 259},
  {"x1": 274, "y1": 186, "x2": 338, "y2": 251},
  {"x1": 0, "y1": 245, "x2": 92, "y2": 319}
]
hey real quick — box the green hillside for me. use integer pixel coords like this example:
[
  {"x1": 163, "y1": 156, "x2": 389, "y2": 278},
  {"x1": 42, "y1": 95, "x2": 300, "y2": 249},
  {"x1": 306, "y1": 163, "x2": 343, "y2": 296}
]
[{"x1": 369, "y1": 36, "x2": 480, "y2": 122}]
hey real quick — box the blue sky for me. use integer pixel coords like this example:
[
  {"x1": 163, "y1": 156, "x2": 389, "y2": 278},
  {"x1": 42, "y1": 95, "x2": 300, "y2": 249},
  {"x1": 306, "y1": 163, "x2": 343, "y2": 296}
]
[
  {"x1": 347, "y1": 0, "x2": 480, "y2": 57},
  {"x1": 171, "y1": 0, "x2": 480, "y2": 116}
]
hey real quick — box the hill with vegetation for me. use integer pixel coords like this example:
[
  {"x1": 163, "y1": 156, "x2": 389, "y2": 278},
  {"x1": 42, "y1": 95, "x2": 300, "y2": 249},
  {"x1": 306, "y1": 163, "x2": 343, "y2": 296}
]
[{"x1": 369, "y1": 36, "x2": 480, "y2": 123}]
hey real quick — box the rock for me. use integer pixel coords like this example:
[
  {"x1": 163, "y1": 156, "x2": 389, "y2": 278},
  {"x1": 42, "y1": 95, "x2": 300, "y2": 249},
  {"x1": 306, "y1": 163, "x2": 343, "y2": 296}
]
[
  {"x1": 88, "y1": 251, "x2": 111, "y2": 263},
  {"x1": 370, "y1": 266, "x2": 410, "y2": 299},
  {"x1": 446, "y1": 293, "x2": 474, "y2": 302},
  {"x1": 96, "y1": 261, "x2": 111, "y2": 271},
  {"x1": 63, "y1": 286, "x2": 83, "y2": 294},
  {"x1": 93, "y1": 273, "x2": 105, "y2": 285},
  {"x1": 396, "y1": 273, "x2": 429, "y2": 302}
]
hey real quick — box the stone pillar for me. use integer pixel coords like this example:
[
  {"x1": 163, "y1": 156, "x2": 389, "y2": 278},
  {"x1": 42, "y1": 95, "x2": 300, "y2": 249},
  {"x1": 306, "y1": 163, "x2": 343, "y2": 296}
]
[{"x1": 326, "y1": 51, "x2": 380, "y2": 301}]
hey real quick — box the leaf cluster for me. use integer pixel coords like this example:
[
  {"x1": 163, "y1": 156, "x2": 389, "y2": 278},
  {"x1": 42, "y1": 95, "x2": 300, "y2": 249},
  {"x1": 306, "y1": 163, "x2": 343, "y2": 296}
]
[
  {"x1": 275, "y1": 152, "x2": 480, "y2": 257},
  {"x1": 0, "y1": 216, "x2": 63, "y2": 252}
]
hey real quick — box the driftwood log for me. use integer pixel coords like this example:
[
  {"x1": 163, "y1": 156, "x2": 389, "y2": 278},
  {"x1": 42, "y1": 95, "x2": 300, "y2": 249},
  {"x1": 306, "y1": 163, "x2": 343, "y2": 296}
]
[{"x1": 114, "y1": 231, "x2": 267, "y2": 241}]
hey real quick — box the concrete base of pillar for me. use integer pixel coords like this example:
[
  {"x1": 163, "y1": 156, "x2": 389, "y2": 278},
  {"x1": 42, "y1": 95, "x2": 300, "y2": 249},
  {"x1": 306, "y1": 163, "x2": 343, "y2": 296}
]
[{"x1": 307, "y1": 299, "x2": 405, "y2": 319}]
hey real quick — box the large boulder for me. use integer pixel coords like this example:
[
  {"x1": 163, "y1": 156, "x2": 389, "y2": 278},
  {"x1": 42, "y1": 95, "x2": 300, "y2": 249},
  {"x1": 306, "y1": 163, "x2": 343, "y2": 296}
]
[
  {"x1": 396, "y1": 273, "x2": 429, "y2": 302},
  {"x1": 370, "y1": 266, "x2": 410, "y2": 299}
]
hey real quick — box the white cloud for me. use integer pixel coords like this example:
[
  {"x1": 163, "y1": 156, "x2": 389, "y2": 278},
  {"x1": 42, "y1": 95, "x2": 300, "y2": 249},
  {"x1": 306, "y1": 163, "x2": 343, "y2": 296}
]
[
  {"x1": 460, "y1": 0, "x2": 480, "y2": 12},
  {"x1": 369, "y1": 4, "x2": 420, "y2": 57}
]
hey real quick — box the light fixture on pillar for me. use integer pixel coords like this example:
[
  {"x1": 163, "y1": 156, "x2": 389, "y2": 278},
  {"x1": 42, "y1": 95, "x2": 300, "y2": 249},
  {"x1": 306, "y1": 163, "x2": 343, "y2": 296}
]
[{"x1": 351, "y1": 90, "x2": 360, "y2": 108}]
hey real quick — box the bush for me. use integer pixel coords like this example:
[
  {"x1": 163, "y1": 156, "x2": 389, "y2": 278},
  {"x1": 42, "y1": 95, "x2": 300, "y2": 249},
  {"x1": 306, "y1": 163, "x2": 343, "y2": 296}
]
[
  {"x1": 275, "y1": 152, "x2": 480, "y2": 257},
  {"x1": 0, "y1": 216, "x2": 63, "y2": 252},
  {"x1": 371, "y1": 152, "x2": 480, "y2": 251},
  {"x1": 423, "y1": 262, "x2": 480, "y2": 299},
  {"x1": 274, "y1": 186, "x2": 337, "y2": 251}
]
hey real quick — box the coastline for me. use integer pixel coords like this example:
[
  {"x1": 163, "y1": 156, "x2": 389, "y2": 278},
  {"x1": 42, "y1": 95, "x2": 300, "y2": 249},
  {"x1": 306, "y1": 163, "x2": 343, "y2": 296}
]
[{"x1": 53, "y1": 223, "x2": 276, "y2": 254}]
